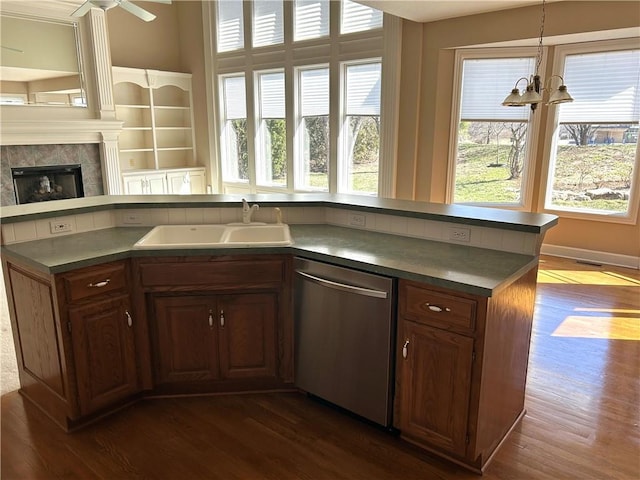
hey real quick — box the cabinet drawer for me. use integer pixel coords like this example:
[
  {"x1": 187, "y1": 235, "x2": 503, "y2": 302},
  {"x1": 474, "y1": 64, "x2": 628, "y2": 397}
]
[
  {"x1": 400, "y1": 282, "x2": 476, "y2": 332},
  {"x1": 139, "y1": 260, "x2": 284, "y2": 288},
  {"x1": 63, "y1": 263, "x2": 128, "y2": 303}
]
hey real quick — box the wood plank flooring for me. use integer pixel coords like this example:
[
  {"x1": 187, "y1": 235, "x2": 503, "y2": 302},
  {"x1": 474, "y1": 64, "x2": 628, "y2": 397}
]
[{"x1": 2, "y1": 255, "x2": 639, "y2": 479}]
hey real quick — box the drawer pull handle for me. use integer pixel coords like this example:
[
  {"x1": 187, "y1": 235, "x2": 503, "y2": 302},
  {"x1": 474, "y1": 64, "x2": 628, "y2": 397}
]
[
  {"x1": 208, "y1": 310, "x2": 214, "y2": 328},
  {"x1": 220, "y1": 310, "x2": 225, "y2": 327},
  {"x1": 87, "y1": 279, "x2": 110, "y2": 288},
  {"x1": 424, "y1": 302, "x2": 451, "y2": 313},
  {"x1": 125, "y1": 311, "x2": 132, "y2": 327},
  {"x1": 402, "y1": 340, "x2": 409, "y2": 359}
]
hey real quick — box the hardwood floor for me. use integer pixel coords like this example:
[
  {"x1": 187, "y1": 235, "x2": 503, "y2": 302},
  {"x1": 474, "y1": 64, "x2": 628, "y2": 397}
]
[{"x1": 2, "y1": 255, "x2": 639, "y2": 479}]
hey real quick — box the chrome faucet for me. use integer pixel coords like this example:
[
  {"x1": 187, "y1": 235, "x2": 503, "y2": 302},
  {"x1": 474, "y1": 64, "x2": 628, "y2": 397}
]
[{"x1": 242, "y1": 198, "x2": 259, "y2": 224}]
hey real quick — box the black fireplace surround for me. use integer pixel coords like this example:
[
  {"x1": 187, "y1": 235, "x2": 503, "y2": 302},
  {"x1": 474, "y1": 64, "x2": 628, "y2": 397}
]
[{"x1": 12, "y1": 165, "x2": 84, "y2": 204}]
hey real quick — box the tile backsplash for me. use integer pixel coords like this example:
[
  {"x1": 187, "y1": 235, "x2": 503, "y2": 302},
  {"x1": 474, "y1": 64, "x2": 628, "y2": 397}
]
[{"x1": 1, "y1": 205, "x2": 540, "y2": 256}]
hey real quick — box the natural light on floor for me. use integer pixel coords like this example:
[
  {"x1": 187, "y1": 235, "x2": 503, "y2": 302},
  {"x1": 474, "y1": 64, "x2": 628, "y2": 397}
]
[
  {"x1": 552, "y1": 310, "x2": 640, "y2": 340},
  {"x1": 537, "y1": 269, "x2": 640, "y2": 286},
  {"x1": 537, "y1": 263, "x2": 640, "y2": 340}
]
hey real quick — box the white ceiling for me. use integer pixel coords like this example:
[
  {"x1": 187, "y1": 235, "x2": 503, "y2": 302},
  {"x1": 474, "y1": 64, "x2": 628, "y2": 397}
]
[
  {"x1": 357, "y1": 0, "x2": 566, "y2": 23},
  {"x1": 2, "y1": 0, "x2": 564, "y2": 23}
]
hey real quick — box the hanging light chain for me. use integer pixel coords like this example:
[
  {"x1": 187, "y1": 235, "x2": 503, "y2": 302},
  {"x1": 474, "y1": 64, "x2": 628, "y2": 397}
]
[{"x1": 535, "y1": 0, "x2": 546, "y2": 76}]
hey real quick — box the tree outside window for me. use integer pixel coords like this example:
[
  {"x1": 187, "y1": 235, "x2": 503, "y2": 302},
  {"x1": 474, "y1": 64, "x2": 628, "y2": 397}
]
[{"x1": 545, "y1": 47, "x2": 639, "y2": 215}]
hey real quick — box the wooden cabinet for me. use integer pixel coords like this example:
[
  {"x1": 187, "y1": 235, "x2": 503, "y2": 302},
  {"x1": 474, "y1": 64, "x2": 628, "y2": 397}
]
[
  {"x1": 122, "y1": 167, "x2": 206, "y2": 195},
  {"x1": 69, "y1": 294, "x2": 138, "y2": 416},
  {"x1": 166, "y1": 167, "x2": 206, "y2": 194},
  {"x1": 151, "y1": 293, "x2": 277, "y2": 386},
  {"x1": 1, "y1": 258, "x2": 142, "y2": 430},
  {"x1": 113, "y1": 66, "x2": 206, "y2": 193},
  {"x1": 398, "y1": 319, "x2": 474, "y2": 456},
  {"x1": 218, "y1": 293, "x2": 277, "y2": 379},
  {"x1": 60, "y1": 261, "x2": 141, "y2": 418},
  {"x1": 135, "y1": 255, "x2": 293, "y2": 395},
  {"x1": 395, "y1": 268, "x2": 538, "y2": 473},
  {"x1": 122, "y1": 170, "x2": 168, "y2": 195}
]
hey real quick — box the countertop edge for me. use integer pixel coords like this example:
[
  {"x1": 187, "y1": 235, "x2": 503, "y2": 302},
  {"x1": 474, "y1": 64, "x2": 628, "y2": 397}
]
[
  {"x1": 0, "y1": 194, "x2": 559, "y2": 234},
  {"x1": 1, "y1": 226, "x2": 538, "y2": 297}
]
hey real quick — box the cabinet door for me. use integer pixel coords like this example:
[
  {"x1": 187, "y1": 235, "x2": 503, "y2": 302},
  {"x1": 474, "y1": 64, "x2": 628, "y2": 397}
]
[
  {"x1": 218, "y1": 293, "x2": 277, "y2": 380},
  {"x1": 122, "y1": 174, "x2": 146, "y2": 195},
  {"x1": 152, "y1": 296, "x2": 219, "y2": 384},
  {"x1": 187, "y1": 169, "x2": 206, "y2": 194},
  {"x1": 398, "y1": 319, "x2": 474, "y2": 456},
  {"x1": 69, "y1": 294, "x2": 138, "y2": 416},
  {"x1": 146, "y1": 172, "x2": 168, "y2": 194}
]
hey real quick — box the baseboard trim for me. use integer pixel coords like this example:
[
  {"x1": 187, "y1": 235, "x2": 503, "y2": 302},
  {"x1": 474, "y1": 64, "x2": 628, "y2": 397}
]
[{"x1": 541, "y1": 244, "x2": 640, "y2": 270}]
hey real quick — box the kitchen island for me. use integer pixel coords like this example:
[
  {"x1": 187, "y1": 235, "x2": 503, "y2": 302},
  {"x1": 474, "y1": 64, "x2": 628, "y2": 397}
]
[{"x1": 1, "y1": 194, "x2": 557, "y2": 473}]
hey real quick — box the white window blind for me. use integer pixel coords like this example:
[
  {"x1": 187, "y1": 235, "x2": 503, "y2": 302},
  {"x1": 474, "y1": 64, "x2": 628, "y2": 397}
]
[
  {"x1": 259, "y1": 72, "x2": 285, "y2": 118},
  {"x1": 294, "y1": 0, "x2": 329, "y2": 41},
  {"x1": 461, "y1": 57, "x2": 535, "y2": 121},
  {"x1": 253, "y1": 0, "x2": 284, "y2": 48},
  {"x1": 217, "y1": 0, "x2": 244, "y2": 53},
  {"x1": 341, "y1": 0, "x2": 382, "y2": 35},
  {"x1": 301, "y1": 68, "x2": 329, "y2": 116},
  {"x1": 223, "y1": 75, "x2": 246, "y2": 119},
  {"x1": 558, "y1": 49, "x2": 640, "y2": 124},
  {"x1": 345, "y1": 62, "x2": 381, "y2": 116}
]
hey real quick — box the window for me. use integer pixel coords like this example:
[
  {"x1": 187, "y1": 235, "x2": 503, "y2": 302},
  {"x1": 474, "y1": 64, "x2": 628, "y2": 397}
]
[
  {"x1": 341, "y1": 61, "x2": 381, "y2": 195},
  {"x1": 216, "y1": 0, "x2": 244, "y2": 53},
  {"x1": 296, "y1": 66, "x2": 330, "y2": 191},
  {"x1": 256, "y1": 70, "x2": 287, "y2": 187},
  {"x1": 294, "y1": 0, "x2": 329, "y2": 42},
  {"x1": 545, "y1": 43, "x2": 639, "y2": 219},
  {"x1": 341, "y1": 0, "x2": 383, "y2": 34},
  {"x1": 210, "y1": 0, "x2": 394, "y2": 195},
  {"x1": 220, "y1": 74, "x2": 248, "y2": 183},
  {"x1": 253, "y1": 1, "x2": 284, "y2": 48},
  {"x1": 448, "y1": 51, "x2": 539, "y2": 207}
]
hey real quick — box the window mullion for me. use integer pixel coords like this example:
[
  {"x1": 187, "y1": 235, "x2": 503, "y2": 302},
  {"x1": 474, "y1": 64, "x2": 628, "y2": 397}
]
[{"x1": 245, "y1": 70, "x2": 257, "y2": 192}]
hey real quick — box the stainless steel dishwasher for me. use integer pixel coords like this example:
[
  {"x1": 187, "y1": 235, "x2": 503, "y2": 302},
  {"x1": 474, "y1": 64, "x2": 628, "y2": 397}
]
[{"x1": 294, "y1": 257, "x2": 395, "y2": 427}]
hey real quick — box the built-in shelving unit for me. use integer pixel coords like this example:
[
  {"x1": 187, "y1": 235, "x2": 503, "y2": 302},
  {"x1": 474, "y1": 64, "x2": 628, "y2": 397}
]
[{"x1": 113, "y1": 67, "x2": 205, "y2": 194}]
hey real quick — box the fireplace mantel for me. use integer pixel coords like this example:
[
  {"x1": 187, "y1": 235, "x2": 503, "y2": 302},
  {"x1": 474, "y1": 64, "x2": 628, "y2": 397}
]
[{"x1": 1, "y1": 120, "x2": 122, "y2": 146}]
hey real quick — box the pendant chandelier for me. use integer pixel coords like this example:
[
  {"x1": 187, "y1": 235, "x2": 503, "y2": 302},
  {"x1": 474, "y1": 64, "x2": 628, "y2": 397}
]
[{"x1": 501, "y1": 0, "x2": 574, "y2": 110}]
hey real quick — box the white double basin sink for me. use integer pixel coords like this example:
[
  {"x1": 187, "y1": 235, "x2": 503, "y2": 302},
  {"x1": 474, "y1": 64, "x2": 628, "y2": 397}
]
[{"x1": 133, "y1": 223, "x2": 292, "y2": 249}]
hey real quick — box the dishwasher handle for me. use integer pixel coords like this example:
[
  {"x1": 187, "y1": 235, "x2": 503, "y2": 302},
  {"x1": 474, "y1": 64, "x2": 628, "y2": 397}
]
[{"x1": 295, "y1": 270, "x2": 388, "y2": 299}]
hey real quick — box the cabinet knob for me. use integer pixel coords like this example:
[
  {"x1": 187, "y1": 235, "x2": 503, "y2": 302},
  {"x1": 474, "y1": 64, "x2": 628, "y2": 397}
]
[
  {"x1": 402, "y1": 340, "x2": 409, "y2": 359},
  {"x1": 125, "y1": 310, "x2": 133, "y2": 327},
  {"x1": 208, "y1": 309, "x2": 214, "y2": 328},
  {"x1": 220, "y1": 309, "x2": 225, "y2": 327},
  {"x1": 423, "y1": 302, "x2": 451, "y2": 313},
  {"x1": 87, "y1": 279, "x2": 110, "y2": 288}
]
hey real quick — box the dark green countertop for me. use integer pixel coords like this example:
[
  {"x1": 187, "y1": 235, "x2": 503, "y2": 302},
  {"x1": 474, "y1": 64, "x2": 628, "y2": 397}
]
[
  {"x1": 0, "y1": 193, "x2": 558, "y2": 234},
  {"x1": 0, "y1": 225, "x2": 537, "y2": 297}
]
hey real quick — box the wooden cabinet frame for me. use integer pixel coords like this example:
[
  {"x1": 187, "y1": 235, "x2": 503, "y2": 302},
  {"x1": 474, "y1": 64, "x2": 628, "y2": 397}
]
[{"x1": 131, "y1": 254, "x2": 294, "y2": 396}]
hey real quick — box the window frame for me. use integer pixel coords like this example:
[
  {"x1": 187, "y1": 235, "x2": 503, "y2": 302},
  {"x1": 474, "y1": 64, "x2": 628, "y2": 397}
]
[
  {"x1": 338, "y1": 57, "x2": 383, "y2": 195},
  {"x1": 446, "y1": 47, "x2": 545, "y2": 211},
  {"x1": 294, "y1": 63, "x2": 331, "y2": 191},
  {"x1": 205, "y1": 0, "x2": 399, "y2": 197},
  {"x1": 254, "y1": 67, "x2": 288, "y2": 188},
  {"x1": 539, "y1": 38, "x2": 640, "y2": 224}
]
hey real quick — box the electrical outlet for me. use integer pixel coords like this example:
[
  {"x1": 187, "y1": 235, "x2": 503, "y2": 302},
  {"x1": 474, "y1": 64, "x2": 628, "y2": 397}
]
[
  {"x1": 123, "y1": 213, "x2": 142, "y2": 224},
  {"x1": 449, "y1": 227, "x2": 471, "y2": 242},
  {"x1": 349, "y1": 213, "x2": 366, "y2": 227},
  {"x1": 50, "y1": 221, "x2": 73, "y2": 234}
]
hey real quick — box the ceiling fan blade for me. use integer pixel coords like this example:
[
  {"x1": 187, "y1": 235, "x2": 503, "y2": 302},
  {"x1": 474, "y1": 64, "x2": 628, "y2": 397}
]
[
  {"x1": 71, "y1": 1, "x2": 94, "y2": 17},
  {"x1": 142, "y1": 0, "x2": 171, "y2": 4},
  {"x1": 118, "y1": 0, "x2": 156, "y2": 22}
]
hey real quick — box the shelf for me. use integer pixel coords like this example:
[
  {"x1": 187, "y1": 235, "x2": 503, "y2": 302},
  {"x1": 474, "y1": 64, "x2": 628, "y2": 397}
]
[{"x1": 113, "y1": 67, "x2": 197, "y2": 175}]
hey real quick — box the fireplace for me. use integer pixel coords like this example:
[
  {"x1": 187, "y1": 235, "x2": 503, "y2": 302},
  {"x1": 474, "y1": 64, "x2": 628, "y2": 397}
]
[{"x1": 12, "y1": 165, "x2": 84, "y2": 204}]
